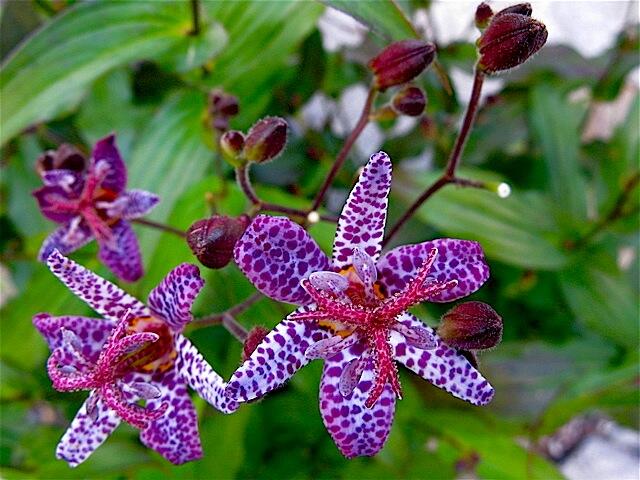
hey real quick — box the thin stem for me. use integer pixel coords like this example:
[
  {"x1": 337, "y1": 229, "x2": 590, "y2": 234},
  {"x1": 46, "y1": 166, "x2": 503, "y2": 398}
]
[
  {"x1": 189, "y1": 0, "x2": 200, "y2": 36},
  {"x1": 573, "y1": 171, "x2": 640, "y2": 248},
  {"x1": 261, "y1": 203, "x2": 338, "y2": 223},
  {"x1": 193, "y1": 292, "x2": 263, "y2": 328},
  {"x1": 131, "y1": 218, "x2": 187, "y2": 238},
  {"x1": 383, "y1": 68, "x2": 485, "y2": 247},
  {"x1": 236, "y1": 165, "x2": 261, "y2": 206},
  {"x1": 310, "y1": 85, "x2": 378, "y2": 212},
  {"x1": 222, "y1": 314, "x2": 248, "y2": 342}
]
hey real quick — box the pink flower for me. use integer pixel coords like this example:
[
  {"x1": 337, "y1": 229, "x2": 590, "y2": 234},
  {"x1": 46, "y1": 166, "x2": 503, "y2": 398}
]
[{"x1": 227, "y1": 152, "x2": 495, "y2": 458}]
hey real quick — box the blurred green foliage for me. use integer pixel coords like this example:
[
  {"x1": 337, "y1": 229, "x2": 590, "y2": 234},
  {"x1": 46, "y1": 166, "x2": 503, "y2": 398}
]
[{"x1": 1, "y1": 1, "x2": 638, "y2": 479}]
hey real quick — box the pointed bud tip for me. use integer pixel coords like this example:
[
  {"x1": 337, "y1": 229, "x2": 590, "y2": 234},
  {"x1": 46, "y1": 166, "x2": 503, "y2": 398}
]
[
  {"x1": 369, "y1": 40, "x2": 436, "y2": 91},
  {"x1": 243, "y1": 116, "x2": 288, "y2": 163},
  {"x1": 220, "y1": 130, "x2": 246, "y2": 166},
  {"x1": 475, "y1": 3, "x2": 494, "y2": 30},
  {"x1": 187, "y1": 215, "x2": 250, "y2": 269},
  {"x1": 438, "y1": 301, "x2": 503, "y2": 350}
]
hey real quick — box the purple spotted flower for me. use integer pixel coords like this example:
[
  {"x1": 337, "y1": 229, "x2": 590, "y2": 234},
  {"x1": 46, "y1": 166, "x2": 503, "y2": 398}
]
[
  {"x1": 228, "y1": 152, "x2": 495, "y2": 458},
  {"x1": 33, "y1": 134, "x2": 159, "y2": 282},
  {"x1": 34, "y1": 250, "x2": 237, "y2": 467}
]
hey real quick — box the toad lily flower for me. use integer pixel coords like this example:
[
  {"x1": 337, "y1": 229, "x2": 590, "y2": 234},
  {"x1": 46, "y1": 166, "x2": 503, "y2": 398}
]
[
  {"x1": 33, "y1": 134, "x2": 159, "y2": 282},
  {"x1": 228, "y1": 152, "x2": 495, "y2": 458},
  {"x1": 34, "y1": 251, "x2": 237, "y2": 467}
]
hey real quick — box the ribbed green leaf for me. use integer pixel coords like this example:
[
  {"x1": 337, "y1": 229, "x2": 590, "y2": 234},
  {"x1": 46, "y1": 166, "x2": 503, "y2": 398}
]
[
  {"x1": 321, "y1": 0, "x2": 417, "y2": 40},
  {"x1": 0, "y1": 1, "x2": 193, "y2": 146},
  {"x1": 395, "y1": 170, "x2": 568, "y2": 270}
]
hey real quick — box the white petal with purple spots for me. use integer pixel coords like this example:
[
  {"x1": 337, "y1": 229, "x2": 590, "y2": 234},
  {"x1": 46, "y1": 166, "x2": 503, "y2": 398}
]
[
  {"x1": 226, "y1": 310, "x2": 330, "y2": 402},
  {"x1": 56, "y1": 396, "x2": 120, "y2": 467},
  {"x1": 234, "y1": 215, "x2": 330, "y2": 305},
  {"x1": 175, "y1": 335, "x2": 238, "y2": 414},
  {"x1": 147, "y1": 264, "x2": 204, "y2": 333},
  {"x1": 332, "y1": 152, "x2": 392, "y2": 268},
  {"x1": 319, "y1": 342, "x2": 395, "y2": 458},
  {"x1": 378, "y1": 239, "x2": 490, "y2": 302},
  {"x1": 392, "y1": 313, "x2": 494, "y2": 406},
  {"x1": 46, "y1": 250, "x2": 148, "y2": 321}
]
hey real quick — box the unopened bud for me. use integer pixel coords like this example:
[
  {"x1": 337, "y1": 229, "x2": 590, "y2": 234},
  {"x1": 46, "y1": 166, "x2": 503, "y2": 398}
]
[
  {"x1": 391, "y1": 85, "x2": 427, "y2": 117},
  {"x1": 475, "y1": 3, "x2": 494, "y2": 30},
  {"x1": 220, "y1": 130, "x2": 245, "y2": 167},
  {"x1": 242, "y1": 326, "x2": 270, "y2": 361},
  {"x1": 186, "y1": 215, "x2": 250, "y2": 269},
  {"x1": 368, "y1": 40, "x2": 436, "y2": 91},
  {"x1": 438, "y1": 301, "x2": 503, "y2": 350},
  {"x1": 208, "y1": 89, "x2": 239, "y2": 132},
  {"x1": 477, "y1": 8, "x2": 547, "y2": 73},
  {"x1": 496, "y1": 3, "x2": 532, "y2": 17},
  {"x1": 36, "y1": 144, "x2": 86, "y2": 176},
  {"x1": 243, "y1": 116, "x2": 288, "y2": 163}
]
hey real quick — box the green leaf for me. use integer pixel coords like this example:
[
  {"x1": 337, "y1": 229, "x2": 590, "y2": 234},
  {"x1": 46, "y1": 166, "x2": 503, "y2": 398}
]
[
  {"x1": 529, "y1": 83, "x2": 587, "y2": 222},
  {"x1": 127, "y1": 89, "x2": 210, "y2": 267},
  {"x1": 0, "y1": 1, "x2": 192, "y2": 146},
  {"x1": 158, "y1": 20, "x2": 227, "y2": 73},
  {"x1": 321, "y1": 0, "x2": 417, "y2": 41},
  {"x1": 395, "y1": 169, "x2": 568, "y2": 270},
  {"x1": 202, "y1": 1, "x2": 324, "y2": 127},
  {"x1": 560, "y1": 260, "x2": 638, "y2": 349}
]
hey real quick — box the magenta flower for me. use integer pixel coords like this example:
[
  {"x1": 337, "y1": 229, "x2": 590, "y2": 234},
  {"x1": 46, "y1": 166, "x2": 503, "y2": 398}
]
[
  {"x1": 34, "y1": 251, "x2": 237, "y2": 467},
  {"x1": 33, "y1": 134, "x2": 159, "y2": 282},
  {"x1": 227, "y1": 152, "x2": 494, "y2": 458}
]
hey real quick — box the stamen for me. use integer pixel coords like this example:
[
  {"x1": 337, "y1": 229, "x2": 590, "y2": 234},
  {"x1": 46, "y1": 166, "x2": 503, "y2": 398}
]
[
  {"x1": 308, "y1": 271, "x2": 351, "y2": 302},
  {"x1": 122, "y1": 382, "x2": 162, "y2": 400},
  {"x1": 305, "y1": 333, "x2": 360, "y2": 360},
  {"x1": 393, "y1": 323, "x2": 437, "y2": 350},
  {"x1": 339, "y1": 353, "x2": 368, "y2": 397},
  {"x1": 351, "y1": 247, "x2": 377, "y2": 297}
]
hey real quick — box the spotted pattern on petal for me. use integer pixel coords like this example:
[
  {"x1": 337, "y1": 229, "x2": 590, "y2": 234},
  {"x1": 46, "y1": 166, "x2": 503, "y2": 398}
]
[
  {"x1": 234, "y1": 215, "x2": 330, "y2": 305},
  {"x1": 147, "y1": 264, "x2": 204, "y2": 333},
  {"x1": 391, "y1": 317, "x2": 494, "y2": 406},
  {"x1": 226, "y1": 310, "x2": 330, "y2": 402},
  {"x1": 97, "y1": 220, "x2": 143, "y2": 283},
  {"x1": 56, "y1": 397, "x2": 120, "y2": 467},
  {"x1": 319, "y1": 343, "x2": 395, "y2": 458},
  {"x1": 33, "y1": 313, "x2": 115, "y2": 363},
  {"x1": 46, "y1": 250, "x2": 148, "y2": 321},
  {"x1": 175, "y1": 334, "x2": 238, "y2": 414},
  {"x1": 120, "y1": 189, "x2": 160, "y2": 219},
  {"x1": 378, "y1": 239, "x2": 489, "y2": 302},
  {"x1": 38, "y1": 221, "x2": 93, "y2": 262},
  {"x1": 139, "y1": 368, "x2": 202, "y2": 465},
  {"x1": 332, "y1": 152, "x2": 392, "y2": 268},
  {"x1": 91, "y1": 134, "x2": 126, "y2": 193}
]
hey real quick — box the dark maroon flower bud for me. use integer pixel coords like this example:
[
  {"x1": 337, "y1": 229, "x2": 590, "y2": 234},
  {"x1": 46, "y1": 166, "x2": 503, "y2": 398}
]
[
  {"x1": 208, "y1": 89, "x2": 239, "y2": 132},
  {"x1": 496, "y1": 3, "x2": 532, "y2": 17},
  {"x1": 391, "y1": 85, "x2": 427, "y2": 116},
  {"x1": 438, "y1": 301, "x2": 503, "y2": 350},
  {"x1": 243, "y1": 116, "x2": 288, "y2": 164},
  {"x1": 242, "y1": 326, "x2": 270, "y2": 361},
  {"x1": 477, "y1": 9, "x2": 547, "y2": 73},
  {"x1": 186, "y1": 215, "x2": 250, "y2": 269},
  {"x1": 368, "y1": 40, "x2": 436, "y2": 91},
  {"x1": 219, "y1": 130, "x2": 245, "y2": 166},
  {"x1": 475, "y1": 2, "x2": 494, "y2": 30},
  {"x1": 36, "y1": 144, "x2": 86, "y2": 175}
]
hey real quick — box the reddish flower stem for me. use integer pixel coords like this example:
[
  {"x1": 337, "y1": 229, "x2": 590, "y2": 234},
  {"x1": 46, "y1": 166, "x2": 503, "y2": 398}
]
[
  {"x1": 222, "y1": 314, "x2": 248, "y2": 342},
  {"x1": 383, "y1": 68, "x2": 485, "y2": 248},
  {"x1": 131, "y1": 218, "x2": 187, "y2": 238},
  {"x1": 309, "y1": 85, "x2": 378, "y2": 212},
  {"x1": 191, "y1": 292, "x2": 263, "y2": 341}
]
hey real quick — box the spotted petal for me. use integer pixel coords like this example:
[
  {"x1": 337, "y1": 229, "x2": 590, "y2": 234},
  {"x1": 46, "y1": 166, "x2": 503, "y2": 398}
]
[
  {"x1": 392, "y1": 313, "x2": 494, "y2": 406},
  {"x1": 234, "y1": 215, "x2": 330, "y2": 304},
  {"x1": 119, "y1": 189, "x2": 160, "y2": 219},
  {"x1": 332, "y1": 152, "x2": 392, "y2": 268},
  {"x1": 175, "y1": 335, "x2": 237, "y2": 414},
  {"x1": 33, "y1": 313, "x2": 115, "y2": 363},
  {"x1": 147, "y1": 264, "x2": 203, "y2": 333},
  {"x1": 225, "y1": 310, "x2": 330, "y2": 402},
  {"x1": 319, "y1": 343, "x2": 395, "y2": 458},
  {"x1": 38, "y1": 220, "x2": 93, "y2": 262},
  {"x1": 91, "y1": 134, "x2": 126, "y2": 193},
  {"x1": 97, "y1": 220, "x2": 143, "y2": 282},
  {"x1": 378, "y1": 239, "x2": 489, "y2": 302},
  {"x1": 56, "y1": 396, "x2": 120, "y2": 467},
  {"x1": 46, "y1": 250, "x2": 148, "y2": 321},
  {"x1": 139, "y1": 368, "x2": 202, "y2": 465}
]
